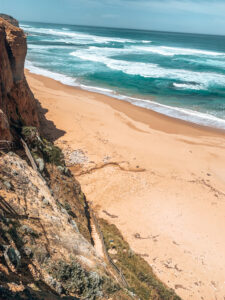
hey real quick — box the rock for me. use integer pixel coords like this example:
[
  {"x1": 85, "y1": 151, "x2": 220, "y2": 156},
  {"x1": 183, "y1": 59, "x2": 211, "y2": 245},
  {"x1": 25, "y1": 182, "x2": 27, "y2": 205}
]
[
  {"x1": 0, "y1": 110, "x2": 12, "y2": 141},
  {"x1": 108, "y1": 248, "x2": 118, "y2": 255},
  {"x1": 4, "y1": 246, "x2": 21, "y2": 269},
  {"x1": 64, "y1": 167, "x2": 70, "y2": 176},
  {"x1": 33, "y1": 247, "x2": 49, "y2": 264},
  {"x1": 57, "y1": 165, "x2": 64, "y2": 173},
  {"x1": 46, "y1": 276, "x2": 63, "y2": 295},
  {"x1": 57, "y1": 165, "x2": 70, "y2": 176},
  {"x1": 3, "y1": 180, "x2": 12, "y2": 190},
  {"x1": 61, "y1": 208, "x2": 67, "y2": 215},
  {"x1": 69, "y1": 219, "x2": 79, "y2": 233},
  {"x1": 55, "y1": 283, "x2": 63, "y2": 295},
  {"x1": 0, "y1": 18, "x2": 39, "y2": 142},
  {"x1": 23, "y1": 246, "x2": 33, "y2": 257},
  {"x1": 42, "y1": 197, "x2": 49, "y2": 206},
  {"x1": 12, "y1": 170, "x2": 19, "y2": 176},
  {"x1": 0, "y1": 14, "x2": 19, "y2": 27},
  {"x1": 35, "y1": 157, "x2": 45, "y2": 172},
  {"x1": 21, "y1": 225, "x2": 34, "y2": 235}
]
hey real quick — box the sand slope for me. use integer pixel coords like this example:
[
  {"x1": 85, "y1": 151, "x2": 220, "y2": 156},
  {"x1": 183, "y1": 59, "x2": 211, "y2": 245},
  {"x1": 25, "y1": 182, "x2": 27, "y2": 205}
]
[{"x1": 26, "y1": 70, "x2": 225, "y2": 300}]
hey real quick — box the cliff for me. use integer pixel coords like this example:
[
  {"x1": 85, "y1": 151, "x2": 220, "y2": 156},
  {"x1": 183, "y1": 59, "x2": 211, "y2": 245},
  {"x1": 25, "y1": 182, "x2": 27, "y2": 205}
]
[
  {"x1": 0, "y1": 16, "x2": 39, "y2": 142},
  {"x1": 0, "y1": 15, "x2": 180, "y2": 300},
  {"x1": 0, "y1": 14, "x2": 19, "y2": 27}
]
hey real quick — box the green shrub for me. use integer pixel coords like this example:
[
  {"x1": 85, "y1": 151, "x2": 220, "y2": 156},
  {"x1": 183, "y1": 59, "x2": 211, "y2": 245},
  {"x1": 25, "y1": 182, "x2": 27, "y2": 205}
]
[
  {"x1": 21, "y1": 126, "x2": 65, "y2": 168},
  {"x1": 49, "y1": 259, "x2": 120, "y2": 299}
]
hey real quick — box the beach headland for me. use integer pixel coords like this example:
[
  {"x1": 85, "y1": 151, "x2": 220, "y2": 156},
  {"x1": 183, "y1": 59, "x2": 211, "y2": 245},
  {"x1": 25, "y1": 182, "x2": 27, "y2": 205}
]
[{"x1": 26, "y1": 69, "x2": 225, "y2": 300}]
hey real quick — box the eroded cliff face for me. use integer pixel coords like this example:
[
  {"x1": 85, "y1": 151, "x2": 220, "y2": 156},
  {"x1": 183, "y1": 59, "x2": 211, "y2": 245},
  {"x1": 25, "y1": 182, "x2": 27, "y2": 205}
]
[{"x1": 0, "y1": 16, "x2": 39, "y2": 142}]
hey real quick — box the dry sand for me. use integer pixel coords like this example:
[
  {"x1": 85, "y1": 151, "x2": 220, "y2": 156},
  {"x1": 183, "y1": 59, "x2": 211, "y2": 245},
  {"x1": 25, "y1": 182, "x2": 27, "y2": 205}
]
[{"x1": 26, "y1": 70, "x2": 225, "y2": 300}]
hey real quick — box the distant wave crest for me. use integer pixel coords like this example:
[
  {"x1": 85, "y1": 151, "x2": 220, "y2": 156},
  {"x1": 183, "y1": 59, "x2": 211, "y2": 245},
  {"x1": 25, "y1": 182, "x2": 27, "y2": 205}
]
[
  {"x1": 132, "y1": 45, "x2": 225, "y2": 57},
  {"x1": 21, "y1": 25, "x2": 149, "y2": 45},
  {"x1": 70, "y1": 49, "x2": 225, "y2": 89}
]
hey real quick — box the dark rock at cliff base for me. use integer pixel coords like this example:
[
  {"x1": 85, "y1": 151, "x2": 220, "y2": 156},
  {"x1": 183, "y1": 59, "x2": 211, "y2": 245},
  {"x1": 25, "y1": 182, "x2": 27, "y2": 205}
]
[{"x1": 0, "y1": 14, "x2": 19, "y2": 27}]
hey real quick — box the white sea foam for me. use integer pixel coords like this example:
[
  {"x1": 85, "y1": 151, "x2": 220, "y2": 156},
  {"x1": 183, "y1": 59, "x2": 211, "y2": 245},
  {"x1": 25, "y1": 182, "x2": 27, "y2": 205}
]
[
  {"x1": 22, "y1": 25, "x2": 154, "y2": 45},
  {"x1": 22, "y1": 26, "x2": 136, "y2": 44},
  {"x1": 25, "y1": 60, "x2": 225, "y2": 129},
  {"x1": 25, "y1": 60, "x2": 114, "y2": 94},
  {"x1": 28, "y1": 44, "x2": 69, "y2": 50},
  {"x1": 79, "y1": 84, "x2": 114, "y2": 94},
  {"x1": 126, "y1": 98, "x2": 225, "y2": 129},
  {"x1": 173, "y1": 83, "x2": 203, "y2": 90},
  {"x1": 85, "y1": 46, "x2": 132, "y2": 56},
  {"x1": 70, "y1": 50, "x2": 225, "y2": 88},
  {"x1": 21, "y1": 24, "x2": 31, "y2": 29},
  {"x1": 132, "y1": 45, "x2": 225, "y2": 57},
  {"x1": 25, "y1": 61, "x2": 77, "y2": 86},
  {"x1": 203, "y1": 59, "x2": 225, "y2": 68}
]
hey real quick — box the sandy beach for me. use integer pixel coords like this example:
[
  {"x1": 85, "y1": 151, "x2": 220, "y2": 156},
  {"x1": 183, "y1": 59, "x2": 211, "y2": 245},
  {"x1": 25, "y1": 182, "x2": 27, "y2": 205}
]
[{"x1": 26, "y1": 70, "x2": 225, "y2": 300}]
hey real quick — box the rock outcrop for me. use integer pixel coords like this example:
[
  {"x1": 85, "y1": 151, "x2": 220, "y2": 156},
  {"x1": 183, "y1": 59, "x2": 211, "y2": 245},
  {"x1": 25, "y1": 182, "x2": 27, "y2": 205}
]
[
  {"x1": 0, "y1": 16, "x2": 39, "y2": 142},
  {"x1": 0, "y1": 14, "x2": 19, "y2": 27}
]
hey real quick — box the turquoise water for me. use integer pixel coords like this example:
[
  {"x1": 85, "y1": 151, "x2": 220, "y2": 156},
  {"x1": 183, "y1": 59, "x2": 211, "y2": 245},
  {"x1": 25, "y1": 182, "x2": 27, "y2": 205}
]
[{"x1": 21, "y1": 21, "x2": 225, "y2": 129}]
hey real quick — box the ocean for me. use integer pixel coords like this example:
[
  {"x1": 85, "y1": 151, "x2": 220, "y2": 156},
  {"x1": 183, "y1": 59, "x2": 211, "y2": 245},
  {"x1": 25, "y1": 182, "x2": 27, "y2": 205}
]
[{"x1": 21, "y1": 21, "x2": 225, "y2": 129}]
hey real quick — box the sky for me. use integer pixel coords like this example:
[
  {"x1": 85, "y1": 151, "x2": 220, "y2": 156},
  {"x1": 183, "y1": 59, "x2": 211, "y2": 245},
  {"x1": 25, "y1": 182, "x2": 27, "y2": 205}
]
[{"x1": 1, "y1": 0, "x2": 225, "y2": 35}]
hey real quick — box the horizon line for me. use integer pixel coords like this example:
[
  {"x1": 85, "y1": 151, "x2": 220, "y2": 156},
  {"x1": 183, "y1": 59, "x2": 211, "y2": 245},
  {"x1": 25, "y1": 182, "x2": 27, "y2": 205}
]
[{"x1": 20, "y1": 19, "x2": 225, "y2": 38}]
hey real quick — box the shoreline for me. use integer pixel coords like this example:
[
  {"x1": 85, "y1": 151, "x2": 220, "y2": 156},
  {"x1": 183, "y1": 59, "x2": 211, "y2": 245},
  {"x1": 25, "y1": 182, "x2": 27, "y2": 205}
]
[
  {"x1": 25, "y1": 69, "x2": 225, "y2": 137},
  {"x1": 25, "y1": 63, "x2": 225, "y2": 133},
  {"x1": 26, "y1": 69, "x2": 225, "y2": 300}
]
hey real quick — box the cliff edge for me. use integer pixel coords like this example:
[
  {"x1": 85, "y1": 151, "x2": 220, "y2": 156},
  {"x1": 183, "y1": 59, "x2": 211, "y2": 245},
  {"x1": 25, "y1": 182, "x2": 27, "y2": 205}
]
[
  {"x1": 0, "y1": 16, "x2": 39, "y2": 142},
  {"x1": 0, "y1": 14, "x2": 19, "y2": 27}
]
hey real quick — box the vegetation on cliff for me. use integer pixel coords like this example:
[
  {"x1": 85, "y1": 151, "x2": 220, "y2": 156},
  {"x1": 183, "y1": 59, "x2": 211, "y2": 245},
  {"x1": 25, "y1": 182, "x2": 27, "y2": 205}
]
[{"x1": 99, "y1": 219, "x2": 181, "y2": 300}]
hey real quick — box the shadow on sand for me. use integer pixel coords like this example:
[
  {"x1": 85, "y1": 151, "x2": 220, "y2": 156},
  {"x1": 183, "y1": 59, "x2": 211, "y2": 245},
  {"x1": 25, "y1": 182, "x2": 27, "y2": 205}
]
[{"x1": 36, "y1": 99, "x2": 66, "y2": 142}]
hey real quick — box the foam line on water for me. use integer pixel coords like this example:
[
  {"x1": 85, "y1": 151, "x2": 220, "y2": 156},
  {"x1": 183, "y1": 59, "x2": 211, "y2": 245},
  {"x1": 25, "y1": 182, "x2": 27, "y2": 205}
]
[
  {"x1": 132, "y1": 45, "x2": 225, "y2": 57},
  {"x1": 21, "y1": 26, "x2": 147, "y2": 44},
  {"x1": 25, "y1": 61, "x2": 77, "y2": 86},
  {"x1": 126, "y1": 97, "x2": 225, "y2": 129},
  {"x1": 173, "y1": 83, "x2": 203, "y2": 90},
  {"x1": 70, "y1": 50, "x2": 225, "y2": 88}
]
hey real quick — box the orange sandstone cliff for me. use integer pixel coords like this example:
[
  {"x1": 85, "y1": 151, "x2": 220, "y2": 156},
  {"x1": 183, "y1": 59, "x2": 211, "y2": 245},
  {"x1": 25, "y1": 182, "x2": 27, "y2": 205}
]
[{"x1": 0, "y1": 15, "x2": 39, "y2": 142}]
